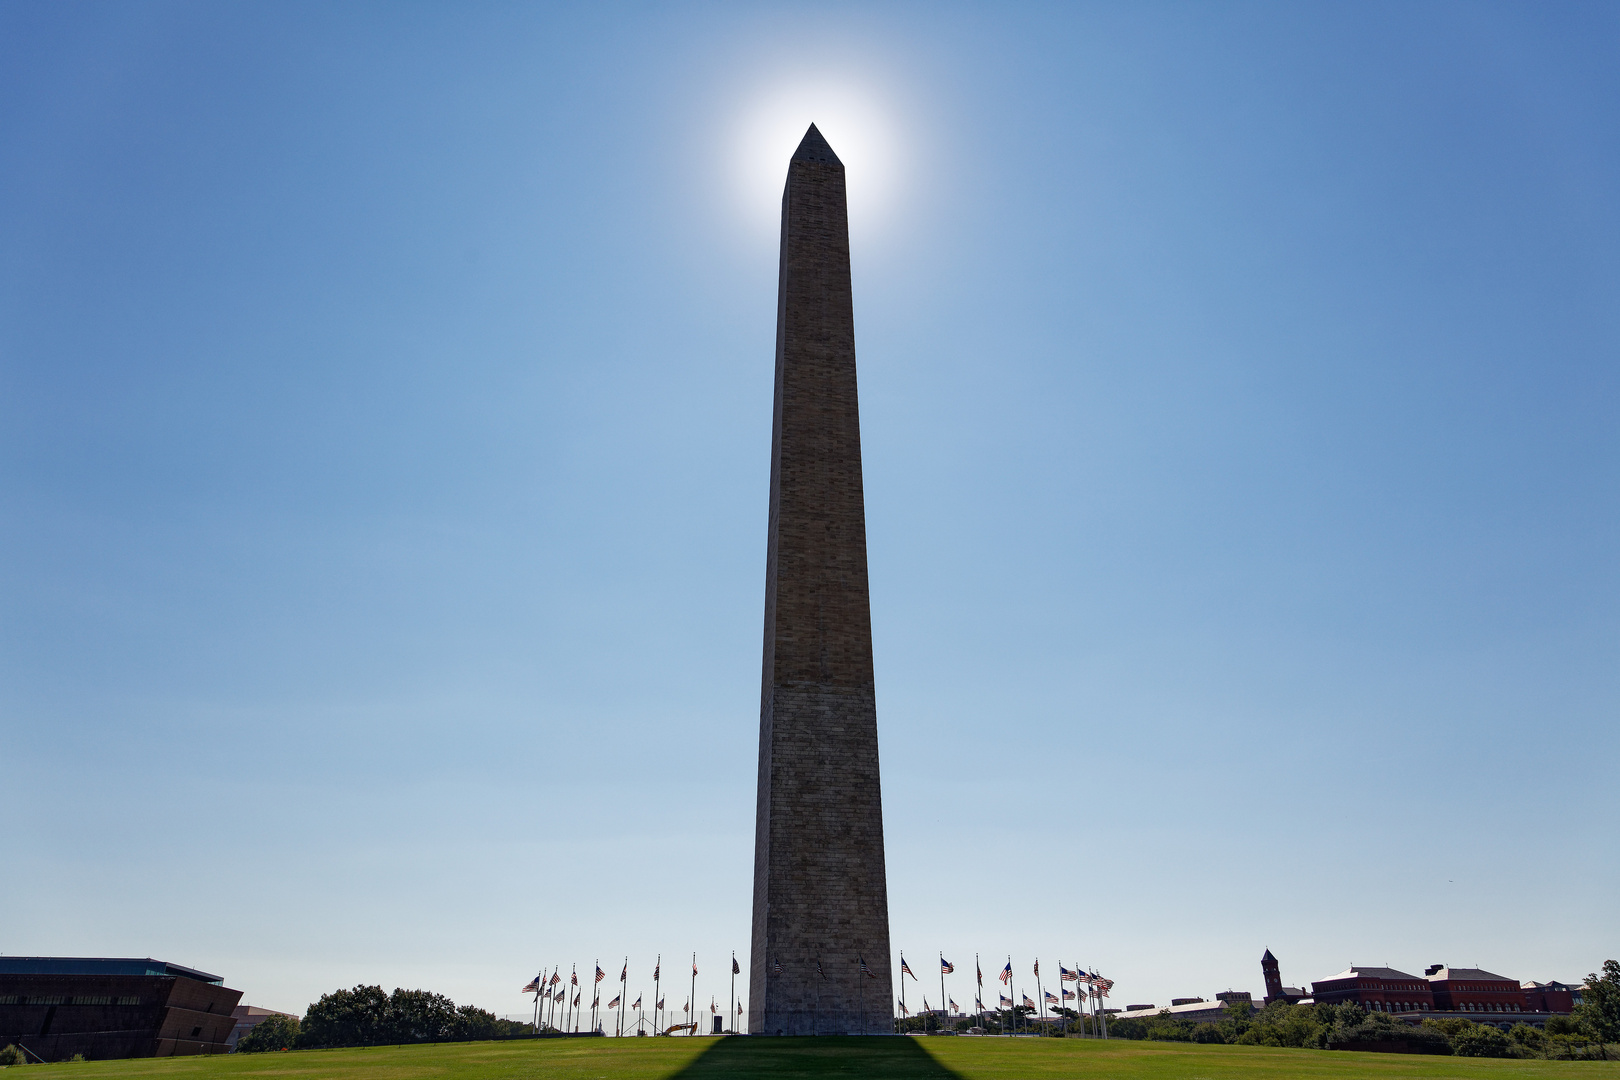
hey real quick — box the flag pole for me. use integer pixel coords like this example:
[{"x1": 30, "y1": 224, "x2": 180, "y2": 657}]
[
  {"x1": 939, "y1": 953, "x2": 947, "y2": 1035},
  {"x1": 898, "y1": 952, "x2": 907, "y2": 1034},
  {"x1": 730, "y1": 951, "x2": 737, "y2": 1036},
  {"x1": 620, "y1": 958, "x2": 628, "y2": 1037},
  {"x1": 689, "y1": 953, "x2": 697, "y2": 1037},
  {"x1": 654, "y1": 955, "x2": 662, "y2": 1036},
  {"x1": 1010, "y1": 955, "x2": 1017, "y2": 1036},
  {"x1": 975, "y1": 954, "x2": 983, "y2": 1032}
]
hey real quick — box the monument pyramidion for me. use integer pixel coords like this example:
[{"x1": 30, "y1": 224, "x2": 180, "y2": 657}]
[{"x1": 748, "y1": 124, "x2": 894, "y2": 1036}]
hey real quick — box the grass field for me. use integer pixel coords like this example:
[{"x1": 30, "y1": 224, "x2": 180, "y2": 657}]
[{"x1": 11, "y1": 1036, "x2": 1620, "y2": 1080}]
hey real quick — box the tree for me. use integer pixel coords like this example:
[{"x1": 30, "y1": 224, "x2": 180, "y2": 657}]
[
  {"x1": 298, "y1": 985, "x2": 389, "y2": 1048},
  {"x1": 450, "y1": 1004, "x2": 500, "y2": 1041},
  {"x1": 1574, "y1": 959, "x2": 1620, "y2": 1052},
  {"x1": 381, "y1": 988, "x2": 458, "y2": 1043},
  {"x1": 236, "y1": 1014, "x2": 299, "y2": 1053}
]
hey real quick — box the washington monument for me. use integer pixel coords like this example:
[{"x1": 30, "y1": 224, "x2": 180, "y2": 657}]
[{"x1": 748, "y1": 124, "x2": 894, "y2": 1036}]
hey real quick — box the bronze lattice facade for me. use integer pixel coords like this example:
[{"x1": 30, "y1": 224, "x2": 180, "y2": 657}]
[{"x1": 0, "y1": 958, "x2": 241, "y2": 1061}]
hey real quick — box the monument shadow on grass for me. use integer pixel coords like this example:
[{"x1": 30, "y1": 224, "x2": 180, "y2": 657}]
[{"x1": 667, "y1": 1036, "x2": 964, "y2": 1080}]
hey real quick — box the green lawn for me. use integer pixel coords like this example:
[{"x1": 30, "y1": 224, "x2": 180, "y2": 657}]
[{"x1": 11, "y1": 1036, "x2": 1620, "y2": 1080}]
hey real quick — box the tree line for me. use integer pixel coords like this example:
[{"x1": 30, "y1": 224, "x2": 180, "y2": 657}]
[
  {"x1": 1107, "y1": 960, "x2": 1620, "y2": 1060},
  {"x1": 235, "y1": 985, "x2": 531, "y2": 1053}
]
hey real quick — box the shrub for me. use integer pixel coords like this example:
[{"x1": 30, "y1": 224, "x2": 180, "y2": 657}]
[
  {"x1": 236, "y1": 1014, "x2": 300, "y2": 1053},
  {"x1": 1452, "y1": 1023, "x2": 1513, "y2": 1057},
  {"x1": 0, "y1": 1044, "x2": 27, "y2": 1065},
  {"x1": 1330, "y1": 1011, "x2": 1451, "y2": 1054}
]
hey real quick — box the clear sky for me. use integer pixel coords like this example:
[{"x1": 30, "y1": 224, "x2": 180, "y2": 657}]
[{"x1": 3, "y1": 2, "x2": 1616, "y2": 1020}]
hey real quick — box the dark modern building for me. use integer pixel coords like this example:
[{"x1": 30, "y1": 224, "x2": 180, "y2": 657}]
[{"x1": 0, "y1": 957, "x2": 242, "y2": 1062}]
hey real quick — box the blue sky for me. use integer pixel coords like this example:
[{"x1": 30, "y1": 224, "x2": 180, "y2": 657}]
[{"x1": 2, "y1": 2, "x2": 1616, "y2": 1019}]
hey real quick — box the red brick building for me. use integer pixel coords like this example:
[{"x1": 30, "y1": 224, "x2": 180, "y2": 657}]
[
  {"x1": 1310, "y1": 966, "x2": 1435, "y2": 1014},
  {"x1": 1522, "y1": 981, "x2": 1578, "y2": 1014},
  {"x1": 1425, "y1": 966, "x2": 1526, "y2": 1016}
]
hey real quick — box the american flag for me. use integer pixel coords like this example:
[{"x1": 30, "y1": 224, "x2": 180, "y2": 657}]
[
  {"x1": 859, "y1": 956, "x2": 876, "y2": 979},
  {"x1": 772, "y1": 959, "x2": 783, "y2": 976},
  {"x1": 737, "y1": 1002, "x2": 744, "y2": 1015},
  {"x1": 815, "y1": 959, "x2": 825, "y2": 979},
  {"x1": 607, "y1": 996, "x2": 620, "y2": 1009},
  {"x1": 976, "y1": 962, "x2": 983, "y2": 987},
  {"x1": 899, "y1": 1001, "x2": 909, "y2": 1015},
  {"x1": 1044, "y1": 991, "x2": 1059, "y2": 1004},
  {"x1": 732, "y1": 957, "x2": 741, "y2": 975},
  {"x1": 654, "y1": 961, "x2": 660, "y2": 980},
  {"x1": 901, "y1": 957, "x2": 916, "y2": 980},
  {"x1": 1063, "y1": 989, "x2": 1075, "y2": 1001},
  {"x1": 632, "y1": 995, "x2": 642, "y2": 1009},
  {"x1": 923, "y1": 997, "x2": 931, "y2": 1012},
  {"x1": 1023, "y1": 994, "x2": 1036, "y2": 1009},
  {"x1": 571, "y1": 971, "x2": 579, "y2": 986},
  {"x1": 692, "y1": 959, "x2": 698, "y2": 976},
  {"x1": 1032, "y1": 960, "x2": 1040, "y2": 977},
  {"x1": 521, "y1": 974, "x2": 541, "y2": 993},
  {"x1": 595, "y1": 965, "x2": 606, "y2": 984},
  {"x1": 572, "y1": 992, "x2": 580, "y2": 1006},
  {"x1": 549, "y1": 971, "x2": 561, "y2": 985},
  {"x1": 999, "y1": 962, "x2": 1012, "y2": 984},
  {"x1": 941, "y1": 957, "x2": 954, "y2": 975},
  {"x1": 1000, "y1": 993, "x2": 1013, "y2": 1007},
  {"x1": 682, "y1": 1001, "x2": 689, "y2": 1013},
  {"x1": 656, "y1": 998, "x2": 664, "y2": 1010},
  {"x1": 591, "y1": 994, "x2": 599, "y2": 1008},
  {"x1": 1060, "y1": 966, "x2": 1078, "y2": 983},
  {"x1": 620, "y1": 962, "x2": 627, "y2": 982},
  {"x1": 949, "y1": 998, "x2": 959, "y2": 1011},
  {"x1": 710, "y1": 999, "x2": 717, "y2": 1015}
]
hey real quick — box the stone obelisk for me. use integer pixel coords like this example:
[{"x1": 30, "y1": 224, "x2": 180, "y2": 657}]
[{"x1": 748, "y1": 124, "x2": 893, "y2": 1036}]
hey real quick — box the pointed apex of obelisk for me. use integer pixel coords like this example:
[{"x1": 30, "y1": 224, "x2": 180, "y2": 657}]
[{"x1": 791, "y1": 123, "x2": 842, "y2": 166}]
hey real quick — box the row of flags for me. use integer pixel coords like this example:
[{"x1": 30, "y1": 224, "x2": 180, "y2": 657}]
[
  {"x1": 897, "y1": 953, "x2": 1115, "y2": 1036},
  {"x1": 523, "y1": 954, "x2": 747, "y2": 1036},
  {"x1": 522, "y1": 952, "x2": 1115, "y2": 1035}
]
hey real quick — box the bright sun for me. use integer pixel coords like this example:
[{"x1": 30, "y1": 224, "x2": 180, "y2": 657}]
[{"x1": 730, "y1": 78, "x2": 905, "y2": 243}]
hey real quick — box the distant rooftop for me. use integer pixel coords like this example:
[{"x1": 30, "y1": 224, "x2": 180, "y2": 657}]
[
  {"x1": 1317, "y1": 966, "x2": 1423, "y2": 982},
  {"x1": 0, "y1": 957, "x2": 224, "y2": 984},
  {"x1": 1428, "y1": 966, "x2": 1513, "y2": 983}
]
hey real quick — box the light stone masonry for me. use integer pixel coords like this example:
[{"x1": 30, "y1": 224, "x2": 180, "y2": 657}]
[{"x1": 748, "y1": 124, "x2": 894, "y2": 1037}]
